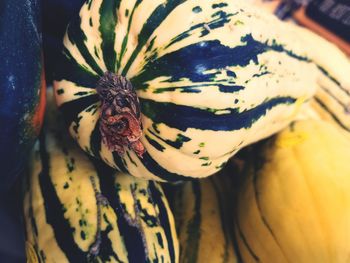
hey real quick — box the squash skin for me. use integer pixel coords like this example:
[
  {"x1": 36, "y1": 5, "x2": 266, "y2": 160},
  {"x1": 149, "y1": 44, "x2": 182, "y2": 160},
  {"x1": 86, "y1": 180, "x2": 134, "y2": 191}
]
[
  {"x1": 24, "y1": 91, "x2": 179, "y2": 263},
  {"x1": 304, "y1": 82, "x2": 350, "y2": 133},
  {"x1": 244, "y1": 0, "x2": 350, "y2": 134},
  {"x1": 0, "y1": 0, "x2": 46, "y2": 191},
  {"x1": 235, "y1": 120, "x2": 350, "y2": 263},
  {"x1": 172, "y1": 174, "x2": 238, "y2": 263},
  {"x1": 53, "y1": 0, "x2": 350, "y2": 181}
]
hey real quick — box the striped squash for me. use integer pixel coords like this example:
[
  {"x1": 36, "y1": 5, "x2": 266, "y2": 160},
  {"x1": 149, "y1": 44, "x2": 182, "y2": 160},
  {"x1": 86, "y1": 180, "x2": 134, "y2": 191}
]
[
  {"x1": 304, "y1": 79, "x2": 350, "y2": 133},
  {"x1": 172, "y1": 175, "x2": 237, "y2": 263},
  {"x1": 242, "y1": 0, "x2": 350, "y2": 134},
  {"x1": 234, "y1": 120, "x2": 350, "y2": 263},
  {"x1": 24, "y1": 94, "x2": 178, "y2": 263},
  {"x1": 53, "y1": 0, "x2": 350, "y2": 181}
]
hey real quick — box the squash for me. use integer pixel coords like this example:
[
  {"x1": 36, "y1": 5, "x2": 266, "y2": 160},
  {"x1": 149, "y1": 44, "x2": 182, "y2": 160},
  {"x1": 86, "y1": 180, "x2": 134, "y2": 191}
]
[
  {"x1": 306, "y1": 81, "x2": 350, "y2": 133},
  {"x1": 53, "y1": 0, "x2": 350, "y2": 181},
  {"x1": 172, "y1": 174, "x2": 237, "y2": 263},
  {"x1": 234, "y1": 120, "x2": 350, "y2": 263},
  {"x1": 0, "y1": 0, "x2": 46, "y2": 191},
  {"x1": 294, "y1": 53, "x2": 350, "y2": 133},
  {"x1": 24, "y1": 90, "x2": 178, "y2": 263}
]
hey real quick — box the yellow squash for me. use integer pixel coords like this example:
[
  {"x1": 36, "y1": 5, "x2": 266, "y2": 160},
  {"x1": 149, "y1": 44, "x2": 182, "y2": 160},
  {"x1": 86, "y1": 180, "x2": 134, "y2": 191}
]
[{"x1": 234, "y1": 120, "x2": 350, "y2": 263}]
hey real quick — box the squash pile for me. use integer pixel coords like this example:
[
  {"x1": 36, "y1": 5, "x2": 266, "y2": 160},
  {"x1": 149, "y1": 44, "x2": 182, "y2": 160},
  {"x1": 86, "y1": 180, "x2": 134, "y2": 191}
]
[
  {"x1": 25, "y1": 91, "x2": 179, "y2": 263},
  {"x1": 23, "y1": 0, "x2": 350, "y2": 262}
]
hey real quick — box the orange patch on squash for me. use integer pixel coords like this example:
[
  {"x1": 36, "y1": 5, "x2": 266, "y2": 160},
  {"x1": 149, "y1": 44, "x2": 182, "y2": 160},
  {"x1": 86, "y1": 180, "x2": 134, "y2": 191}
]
[{"x1": 32, "y1": 66, "x2": 46, "y2": 135}]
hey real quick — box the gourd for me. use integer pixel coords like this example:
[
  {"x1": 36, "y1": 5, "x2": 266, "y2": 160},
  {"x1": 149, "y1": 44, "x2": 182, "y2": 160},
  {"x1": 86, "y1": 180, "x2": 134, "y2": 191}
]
[
  {"x1": 53, "y1": 0, "x2": 350, "y2": 181},
  {"x1": 246, "y1": 0, "x2": 350, "y2": 133},
  {"x1": 0, "y1": 0, "x2": 46, "y2": 191},
  {"x1": 24, "y1": 91, "x2": 178, "y2": 263},
  {"x1": 234, "y1": 120, "x2": 350, "y2": 263},
  {"x1": 305, "y1": 80, "x2": 350, "y2": 132},
  {"x1": 172, "y1": 174, "x2": 237, "y2": 263}
]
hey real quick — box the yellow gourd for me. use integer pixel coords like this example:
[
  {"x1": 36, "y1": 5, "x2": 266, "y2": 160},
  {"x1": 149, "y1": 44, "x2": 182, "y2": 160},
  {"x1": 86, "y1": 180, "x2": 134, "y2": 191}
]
[{"x1": 234, "y1": 120, "x2": 350, "y2": 263}]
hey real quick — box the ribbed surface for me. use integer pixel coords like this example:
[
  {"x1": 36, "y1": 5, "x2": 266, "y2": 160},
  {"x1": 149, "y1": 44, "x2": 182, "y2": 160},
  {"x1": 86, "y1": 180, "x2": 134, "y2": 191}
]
[{"x1": 54, "y1": 0, "x2": 350, "y2": 181}]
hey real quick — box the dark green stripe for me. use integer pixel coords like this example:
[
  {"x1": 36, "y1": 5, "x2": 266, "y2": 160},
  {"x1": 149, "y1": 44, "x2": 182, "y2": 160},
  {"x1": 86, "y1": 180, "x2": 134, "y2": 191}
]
[
  {"x1": 67, "y1": 14, "x2": 104, "y2": 76},
  {"x1": 182, "y1": 181, "x2": 201, "y2": 263},
  {"x1": 99, "y1": 0, "x2": 120, "y2": 72},
  {"x1": 165, "y1": 9, "x2": 236, "y2": 49},
  {"x1": 122, "y1": 0, "x2": 186, "y2": 75},
  {"x1": 54, "y1": 48, "x2": 99, "y2": 87},
  {"x1": 140, "y1": 97, "x2": 296, "y2": 132},
  {"x1": 126, "y1": 151, "x2": 138, "y2": 166},
  {"x1": 252, "y1": 153, "x2": 289, "y2": 262},
  {"x1": 59, "y1": 94, "x2": 99, "y2": 126},
  {"x1": 148, "y1": 129, "x2": 190, "y2": 150},
  {"x1": 112, "y1": 152, "x2": 128, "y2": 173},
  {"x1": 320, "y1": 85, "x2": 349, "y2": 110},
  {"x1": 117, "y1": 0, "x2": 142, "y2": 71},
  {"x1": 90, "y1": 122, "x2": 102, "y2": 159},
  {"x1": 145, "y1": 134, "x2": 165, "y2": 152},
  {"x1": 235, "y1": 220, "x2": 259, "y2": 262},
  {"x1": 136, "y1": 151, "x2": 189, "y2": 182},
  {"x1": 149, "y1": 181, "x2": 177, "y2": 263},
  {"x1": 92, "y1": 160, "x2": 148, "y2": 262},
  {"x1": 314, "y1": 97, "x2": 350, "y2": 131},
  {"x1": 97, "y1": 223, "x2": 121, "y2": 262},
  {"x1": 210, "y1": 177, "x2": 231, "y2": 263},
  {"x1": 131, "y1": 34, "x2": 309, "y2": 92},
  {"x1": 27, "y1": 167, "x2": 39, "y2": 239},
  {"x1": 317, "y1": 66, "x2": 347, "y2": 94},
  {"x1": 38, "y1": 132, "x2": 86, "y2": 262}
]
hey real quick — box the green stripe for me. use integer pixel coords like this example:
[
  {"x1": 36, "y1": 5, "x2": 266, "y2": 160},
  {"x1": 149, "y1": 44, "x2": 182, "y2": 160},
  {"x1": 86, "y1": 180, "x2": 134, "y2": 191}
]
[
  {"x1": 67, "y1": 15, "x2": 104, "y2": 76},
  {"x1": 183, "y1": 181, "x2": 201, "y2": 263},
  {"x1": 90, "y1": 122, "x2": 102, "y2": 159},
  {"x1": 319, "y1": 85, "x2": 349, "y2": 111},
  {"x1": 314, "y1": 97, "x2": 350, "y2": 132},
  {"x1": 122, "y1": 0, "x2": 186, "y2": 75},
  {"x1": 235, "y1": 220, "x2": 259, "y2": 262},
  {"x1": 99, "y1": 0, "x2": 120, "y2": 72},
  {"x1": 210, "y1": 178, "x2": 231, "y2": 263},
  {"x1": 252, "y1": 152, "x2": 290, "y2": 262},
  {"x1": 117, "y1": 0, "x2": 142, "y2": 71},
  {"x1": 38, "y1": 132, "x2": 87, "y2": 262},
  {"x1": 317, "y1": 66, "x2": 346, "y2": 93},
  {"x1": 55, "y1": 48, "x2": 99, "y2": 88}
]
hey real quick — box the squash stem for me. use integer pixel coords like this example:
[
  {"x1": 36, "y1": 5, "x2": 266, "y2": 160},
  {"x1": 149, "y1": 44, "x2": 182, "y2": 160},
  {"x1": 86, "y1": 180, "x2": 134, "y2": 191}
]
[{"x1": 96, "y1": 71, "x2": 145, "y2": 157}]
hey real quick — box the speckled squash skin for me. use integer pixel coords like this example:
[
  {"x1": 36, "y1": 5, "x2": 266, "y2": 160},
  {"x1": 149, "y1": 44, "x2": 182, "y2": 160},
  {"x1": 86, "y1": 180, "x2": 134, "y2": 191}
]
[
  {"x1": 23, "y1": 91, "x2": 178, "y2": 263},
  {"x1": 53, "y1": 0, "x2": 350, "y2": 181},
  {"x1": 0, "y1": 0, "x2": 46, "y2": 191},
  {"x1": 235, "y1": 120, "x2": 350, "y2": 263}
]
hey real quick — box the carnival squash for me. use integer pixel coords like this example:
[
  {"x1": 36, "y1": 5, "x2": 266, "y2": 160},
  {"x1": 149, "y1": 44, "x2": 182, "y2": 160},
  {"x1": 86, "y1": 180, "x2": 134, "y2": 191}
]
[
  {"x1": 54, "y1": 0, "x2": 350, "y2": 181},
  {"x1": 24, "y1": 90, "x2": 178, "y2": 263},
  {"x1": 235, "y1": 120, "x2": 350, "y2": 263}
]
